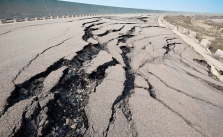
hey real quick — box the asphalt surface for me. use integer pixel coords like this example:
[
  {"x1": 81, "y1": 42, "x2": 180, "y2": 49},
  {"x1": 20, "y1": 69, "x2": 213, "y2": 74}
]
[{"x1": 0, "y1": 14, "x2": 223, "y2": 137}]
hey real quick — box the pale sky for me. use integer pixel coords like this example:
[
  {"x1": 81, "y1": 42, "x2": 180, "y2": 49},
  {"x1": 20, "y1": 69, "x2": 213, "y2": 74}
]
[{"x1": 59, "y1": 0, "x2": 223, "y2": 13}]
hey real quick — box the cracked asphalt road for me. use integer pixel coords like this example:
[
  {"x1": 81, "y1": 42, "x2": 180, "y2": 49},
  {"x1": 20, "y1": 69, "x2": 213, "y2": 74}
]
[{"x1": 0, "y1": 14, "x2": 223, "y2": 137}]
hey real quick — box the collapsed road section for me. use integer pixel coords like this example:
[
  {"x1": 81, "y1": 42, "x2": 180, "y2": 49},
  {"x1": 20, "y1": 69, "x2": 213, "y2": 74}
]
[{"x1": 0, "y1": 15, "x2": 223, "y2": 137}]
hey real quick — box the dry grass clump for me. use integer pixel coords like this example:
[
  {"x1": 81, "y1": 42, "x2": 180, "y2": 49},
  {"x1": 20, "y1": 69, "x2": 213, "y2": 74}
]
[
  {"x1": 164, "y1": 16, "x2": 192, "y2": 27},
  {"x1": 205, "y1": 21, "x2": 223, "y2": 29},
  {"x1": 209, "y1": 38, "x2": 223, "y2": 53}
]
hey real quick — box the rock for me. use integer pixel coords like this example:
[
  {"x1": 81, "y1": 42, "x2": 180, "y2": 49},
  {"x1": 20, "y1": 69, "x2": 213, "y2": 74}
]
[
  {"x1": 200, "y1": 39, "x2": 211, "y2": 49},
  {"x1": 71, "y1": 124, "x2": 77, "y2": 129},
  {"x1": 189, "y1": 31, "x2": 196, "y2": 39},
  {"x1": 178, "y1": 27, "x2": 184, "y2": 33},
  {"x1": 215, "y1": 49, "x2": 223, "y2": 59},
  {"x1": 210, "y1": 65, "x2": 221, "y2": 77},
  {"x1": 183, "y1": 28, "x2": 189, "y2": 35},
  {"x1": 174, "y1": 26, "x2": 178, "y2": 30},
  {"x1": 66, "y1": 118, "x2": 69, "y2": 125}
]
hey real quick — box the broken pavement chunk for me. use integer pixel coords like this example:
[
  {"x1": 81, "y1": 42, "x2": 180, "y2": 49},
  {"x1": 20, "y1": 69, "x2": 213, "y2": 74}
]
[
  {"x1": 214, "y1": 49, "x2": 223, "y2": 59},
  {"x1": 0, "y1": 98, "x2": 35, "y2": 137},
  {"x1": 200, "y1": 39, "x2": 211, "y2": 49},
  {"x1": 134, "y1": 75, "x2": 149, "y2": 88},
  {"x1": 85, "y1": 65, "x2": 125, "y2": 136},
  {"x1": 84, "y1": 50, "x2": 113, "y2": 74},
  {"x1": 42, "y1": 66, "x2": 67, "y2": 93},
  {"x1": 189, "y1": 31, "x2": 196, "y2": 39}
]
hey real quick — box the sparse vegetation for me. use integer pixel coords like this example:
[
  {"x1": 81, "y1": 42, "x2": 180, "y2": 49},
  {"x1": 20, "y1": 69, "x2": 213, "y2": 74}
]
[
  {"x1": 164, "y1": 15, "x2": 223, "y2": 53},
  {"x1": 209, "y1": 38, "x2": 223, "y2": 53}
]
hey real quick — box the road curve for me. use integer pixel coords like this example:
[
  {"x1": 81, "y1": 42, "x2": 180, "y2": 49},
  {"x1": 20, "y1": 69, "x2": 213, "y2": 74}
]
[{"x1": 0, "y1": 14, "x2": 223, "y2": 137}]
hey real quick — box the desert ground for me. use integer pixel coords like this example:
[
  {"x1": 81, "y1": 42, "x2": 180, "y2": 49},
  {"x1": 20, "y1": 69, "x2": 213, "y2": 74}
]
[{"x1": 0, "y1": 14, "x2": 223, "y2": 137}]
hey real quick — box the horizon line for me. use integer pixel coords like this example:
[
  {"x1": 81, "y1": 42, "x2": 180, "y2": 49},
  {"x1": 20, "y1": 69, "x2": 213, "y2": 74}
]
[{"x1": 59, "y1": 0, "x2": 223, "y2": 14}]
